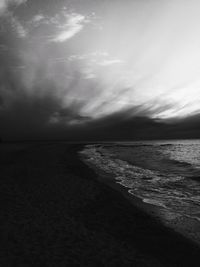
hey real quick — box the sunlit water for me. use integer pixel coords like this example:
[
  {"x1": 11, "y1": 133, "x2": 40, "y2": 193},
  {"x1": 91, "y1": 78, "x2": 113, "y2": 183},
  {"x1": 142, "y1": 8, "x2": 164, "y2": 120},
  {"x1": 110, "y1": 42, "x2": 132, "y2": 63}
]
[{"x1": 81, "y1": 140, "x2": 200, "y2": 222}]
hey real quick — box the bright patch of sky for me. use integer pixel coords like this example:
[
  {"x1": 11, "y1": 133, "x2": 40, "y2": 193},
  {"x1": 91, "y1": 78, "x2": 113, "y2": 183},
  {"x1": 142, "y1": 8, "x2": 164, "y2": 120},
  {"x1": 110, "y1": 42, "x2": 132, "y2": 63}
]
[{"x1": 1, "y1": 0, "x2": 200, "y2": 124}]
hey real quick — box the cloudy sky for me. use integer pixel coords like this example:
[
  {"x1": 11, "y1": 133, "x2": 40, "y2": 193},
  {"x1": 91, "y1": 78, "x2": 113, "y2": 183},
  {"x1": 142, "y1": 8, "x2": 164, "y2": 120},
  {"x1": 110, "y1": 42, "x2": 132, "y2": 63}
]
[{"x1": 1, "y1": 0, "x2": 200, "y2": 140}]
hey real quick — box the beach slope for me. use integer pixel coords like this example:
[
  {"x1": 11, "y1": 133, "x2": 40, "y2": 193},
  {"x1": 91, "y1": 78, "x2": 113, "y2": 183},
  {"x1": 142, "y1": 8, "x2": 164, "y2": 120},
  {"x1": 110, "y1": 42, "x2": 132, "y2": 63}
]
[{"x1": 0, "y1": 142, "x2": 199, "y2": 266}]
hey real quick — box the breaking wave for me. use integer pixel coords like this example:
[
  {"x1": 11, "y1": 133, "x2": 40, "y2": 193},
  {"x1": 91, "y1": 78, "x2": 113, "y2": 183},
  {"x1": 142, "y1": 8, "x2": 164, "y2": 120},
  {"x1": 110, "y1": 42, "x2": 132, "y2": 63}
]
[{"x1": 80, "y1": 140, "x2": 200, "y2": 222}]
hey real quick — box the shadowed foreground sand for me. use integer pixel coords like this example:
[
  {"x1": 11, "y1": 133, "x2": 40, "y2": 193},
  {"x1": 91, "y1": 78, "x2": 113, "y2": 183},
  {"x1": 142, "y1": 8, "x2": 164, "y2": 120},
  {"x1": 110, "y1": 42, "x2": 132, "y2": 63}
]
[{"x1": 0, "y1": 142, "x2": 200, "y2": 266}]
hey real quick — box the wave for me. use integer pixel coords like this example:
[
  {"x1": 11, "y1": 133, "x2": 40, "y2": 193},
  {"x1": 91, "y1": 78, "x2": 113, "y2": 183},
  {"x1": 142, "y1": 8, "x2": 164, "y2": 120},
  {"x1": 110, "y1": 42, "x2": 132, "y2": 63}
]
[{"x1": 81, "y1": 144, "x2": 200, "y2": 222}]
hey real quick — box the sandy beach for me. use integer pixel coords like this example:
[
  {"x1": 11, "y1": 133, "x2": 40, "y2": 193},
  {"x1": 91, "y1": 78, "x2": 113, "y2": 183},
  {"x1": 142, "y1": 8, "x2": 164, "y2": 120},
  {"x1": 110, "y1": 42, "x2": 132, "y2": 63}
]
[{"x1": 0, "y1": 142, "x2": 200, "y2": 266}]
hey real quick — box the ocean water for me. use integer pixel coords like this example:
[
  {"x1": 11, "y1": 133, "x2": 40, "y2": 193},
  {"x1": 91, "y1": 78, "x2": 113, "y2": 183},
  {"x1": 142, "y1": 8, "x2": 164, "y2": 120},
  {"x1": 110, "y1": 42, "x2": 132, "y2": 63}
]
[{"x1": 80, "y1": 140, "x2": 200, "y2": 222}]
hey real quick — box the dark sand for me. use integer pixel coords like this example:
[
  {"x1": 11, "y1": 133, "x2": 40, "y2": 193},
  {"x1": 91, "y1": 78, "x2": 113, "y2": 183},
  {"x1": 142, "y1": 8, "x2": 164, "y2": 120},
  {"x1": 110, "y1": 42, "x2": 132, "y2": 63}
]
[{"x1": 0, "y1": 142, "x2": 200, "y2": 266}]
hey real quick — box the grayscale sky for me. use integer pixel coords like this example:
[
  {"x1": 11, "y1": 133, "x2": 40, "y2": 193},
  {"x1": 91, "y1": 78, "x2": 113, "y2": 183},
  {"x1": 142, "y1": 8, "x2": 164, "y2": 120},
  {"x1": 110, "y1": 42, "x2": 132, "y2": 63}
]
[{"x1": 1, "y1": 0, "x2": 200, "y2": 140}]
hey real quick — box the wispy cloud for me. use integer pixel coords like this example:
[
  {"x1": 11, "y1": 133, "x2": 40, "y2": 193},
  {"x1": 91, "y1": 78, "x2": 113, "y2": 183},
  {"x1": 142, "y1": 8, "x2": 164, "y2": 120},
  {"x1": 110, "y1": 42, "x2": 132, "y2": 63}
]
[
  {"x1": 28, "y1": 13, "x2": 61, "y2": 28},
  {"x1": 10, "y1": 15, "x2": 27, "y2": 38},
  {"x1": 32, "y1": 14, "x2": 45, "y2": 23},
  {"x1": 68, "y1": 51, "x2": 123, "y2": 66},
  {"x1": 0, "y1": 0, "x2": 27, "y2": 15},
  {"x1": 97, "y1": 59, "x2": 123, "y2": 66},
  {"x1": 67, "y1": 51, "x2": 124, "y2": 80},
  {"x1": 29, "y1": 13, "x2": 46, "y2": 27},
  {"x1": 0, "y1": 0, "x2": 28, "y2": 38},
  {"x1": 51, "y1": 13, "x2": 88, "y2": 43},
  {"x1": 68, "y1": 51, "x2": 109, "y2": 62},
  {"x1": 27, "y1": 11, "x2": 90, "y2": 43}
]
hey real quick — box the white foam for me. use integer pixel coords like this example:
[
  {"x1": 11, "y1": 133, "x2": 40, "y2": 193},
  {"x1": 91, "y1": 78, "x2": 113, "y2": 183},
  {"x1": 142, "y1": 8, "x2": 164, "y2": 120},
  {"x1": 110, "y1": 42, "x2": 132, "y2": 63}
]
[{"x1": 81, "y1": 145, "x2": 200, "y2": 220}]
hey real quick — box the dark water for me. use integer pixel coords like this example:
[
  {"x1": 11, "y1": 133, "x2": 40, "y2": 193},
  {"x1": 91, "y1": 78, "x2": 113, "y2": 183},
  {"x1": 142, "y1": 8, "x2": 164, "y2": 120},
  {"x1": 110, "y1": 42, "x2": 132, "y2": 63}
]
[{"x1": 81, "y1": 140, "x2": 200, "y2": 222}]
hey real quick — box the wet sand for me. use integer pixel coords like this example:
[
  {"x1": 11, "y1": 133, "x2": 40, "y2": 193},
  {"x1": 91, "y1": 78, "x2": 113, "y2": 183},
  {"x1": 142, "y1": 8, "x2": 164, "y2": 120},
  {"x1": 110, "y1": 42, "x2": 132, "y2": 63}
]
[
  {"x1": 0, "y1": 142, "x2": 200, "y2": 266},
  {"x1": 81, "y1": 149, "x2": 200, "y2": 246}
]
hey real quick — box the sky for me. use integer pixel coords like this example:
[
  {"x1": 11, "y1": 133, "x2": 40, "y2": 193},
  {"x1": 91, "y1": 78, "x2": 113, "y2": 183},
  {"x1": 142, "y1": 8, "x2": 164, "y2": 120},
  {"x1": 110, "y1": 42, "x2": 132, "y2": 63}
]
[{"x1": 0, "y1": 0, "x2": 200, "y2": 140}]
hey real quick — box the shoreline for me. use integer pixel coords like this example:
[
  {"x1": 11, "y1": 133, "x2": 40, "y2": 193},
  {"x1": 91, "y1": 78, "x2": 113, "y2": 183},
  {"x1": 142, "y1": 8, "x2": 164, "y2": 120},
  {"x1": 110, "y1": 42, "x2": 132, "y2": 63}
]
[
  {"x1": 74, "y1": 144, "x2": 200, "y2": 264},
  {"x1": 79, "y1": 143, "x2": 200, "y2": 246},
  {"x1": 1, "y1": 142, "x2": 200, "y2": 266}
]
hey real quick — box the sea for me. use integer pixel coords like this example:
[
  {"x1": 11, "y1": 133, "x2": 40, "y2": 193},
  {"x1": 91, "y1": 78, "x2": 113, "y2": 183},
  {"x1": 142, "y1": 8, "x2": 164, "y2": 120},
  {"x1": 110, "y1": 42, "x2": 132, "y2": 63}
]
[{"x1": 80, "y1": 139, "x2": 200, "y2": 223}]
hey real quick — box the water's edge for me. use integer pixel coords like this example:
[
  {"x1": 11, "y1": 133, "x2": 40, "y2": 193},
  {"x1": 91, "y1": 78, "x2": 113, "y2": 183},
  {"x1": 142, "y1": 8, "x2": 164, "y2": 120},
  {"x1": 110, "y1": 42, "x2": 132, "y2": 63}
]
[{"x1": 79, "y1": 143, "x2": 200, "y2": 246}]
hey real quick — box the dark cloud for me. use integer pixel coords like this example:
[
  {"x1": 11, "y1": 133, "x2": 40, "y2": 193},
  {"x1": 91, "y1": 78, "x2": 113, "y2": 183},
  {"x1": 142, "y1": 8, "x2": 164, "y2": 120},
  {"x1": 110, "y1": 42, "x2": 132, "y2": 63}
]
[
  {"x1": 1, "y1": 91, "x2": 200, "y2": 141},
  {"x1": 0, "y1": 94, "x2": 59, "y2": 139},
  {"x1": 74, "y1": 109, "x2": 166, "y2": 141},
  {"x1": 76, "y1": 111, "x2": 200, "y2": 141}
]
